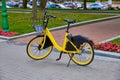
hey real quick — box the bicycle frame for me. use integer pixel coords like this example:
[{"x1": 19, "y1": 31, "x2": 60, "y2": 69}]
[{"x1": 43, "y1": 27, "x2": 80, "y2": 54}]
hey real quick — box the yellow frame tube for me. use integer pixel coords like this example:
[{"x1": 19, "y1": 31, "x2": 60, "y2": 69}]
[{"x1": 44, "y1": 28, "x2": 80, "y2": 53}]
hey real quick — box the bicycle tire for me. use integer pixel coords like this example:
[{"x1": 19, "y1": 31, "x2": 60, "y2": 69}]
[
  {"x1": 69, "y1": 42, "x2": 94, "y2": 66},
  {"x1": 26, "y1": 36, "x2": 53, "y2": 60}
]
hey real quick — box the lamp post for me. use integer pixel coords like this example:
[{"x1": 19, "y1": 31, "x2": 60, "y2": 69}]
[{"x1": 2, "y1": 0, "x2": 10, "y2": 32}]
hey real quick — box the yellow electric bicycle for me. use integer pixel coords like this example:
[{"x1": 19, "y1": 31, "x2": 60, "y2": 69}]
[{"x1": 26, "y1": 10, "x2": 94, "y2": 66}]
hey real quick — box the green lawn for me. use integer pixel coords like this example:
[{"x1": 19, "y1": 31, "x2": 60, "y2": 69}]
[
  {"x1": 110, "y1": 38, "x2": 120, "y2": 45},
  {"x1": 0, "y1": 11, "x2": 114, "y2": 35}
]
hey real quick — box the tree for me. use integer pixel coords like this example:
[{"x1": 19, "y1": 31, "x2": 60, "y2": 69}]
[
  {"x1": 32, "y1": 0, "x2": 37, "y2": 19},
  {"x1": 23, "y1": 0, "x2": 27, "y2": 8},
  {"x1": 31, "y1": 0, "x2": 47, "y2": 25},
  {"x1": 83, "y1": 0, "x2": 87, "y2": 10},
  {"x1": 32, "y1": 0, "x2": 47, "y2": 19},
  {"x1": 40, "y1": 0, "x2": 47, "y2": 10}
]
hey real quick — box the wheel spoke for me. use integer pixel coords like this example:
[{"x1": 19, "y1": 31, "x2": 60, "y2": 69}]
[
  {"x1": 70, "y1": 42, "x2": 94, "y2": 66},
  {"x1": 26, "y1": 36, "x2": 53, "y2": 60}
]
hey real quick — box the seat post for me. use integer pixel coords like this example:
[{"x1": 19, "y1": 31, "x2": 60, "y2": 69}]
[
  {"x1": 64, "y1": 19, "x2": 76, "y2": 32},
  {"x1": 66, "y1": 23, "x2": 70, "y2": 32}
]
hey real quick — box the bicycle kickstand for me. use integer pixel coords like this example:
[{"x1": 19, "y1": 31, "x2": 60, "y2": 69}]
[
  {"x1": 56, "y1": 52, "x2": 63, "y2": 61},
  {"x1": 67, "y1": 54, "x2": 74, "y2": 67}
]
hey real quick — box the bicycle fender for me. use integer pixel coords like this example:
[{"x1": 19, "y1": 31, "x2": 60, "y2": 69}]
[{"x1": 72, "y1": 35, "x2": 94, "y2": 48}]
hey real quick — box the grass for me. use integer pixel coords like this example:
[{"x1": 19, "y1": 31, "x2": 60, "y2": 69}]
[
  {"x1": 110, "y1": 38, "x2": 120, "y2": 45},
  {"x1": 0, "y1": 11, "x2": 114, "y2": 35}
]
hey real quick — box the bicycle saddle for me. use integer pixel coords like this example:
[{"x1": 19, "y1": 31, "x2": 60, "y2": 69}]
[{"x1": 64, "y1": 19, "x2": 76, "y2": 24}]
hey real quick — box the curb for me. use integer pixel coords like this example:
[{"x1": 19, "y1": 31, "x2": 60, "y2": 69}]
[
  {"x1": 0, "y1": 15, "x2": 120, "y2": 40},
  {"x1": 94, "y1": 35, "x2": 120, "y2": 59},
  {"x1": 95, "y1": 50, "x2": 120, "y2": 59},
  {"x1": 98, "y1": 35, "x2": 120, "y2": 43}
]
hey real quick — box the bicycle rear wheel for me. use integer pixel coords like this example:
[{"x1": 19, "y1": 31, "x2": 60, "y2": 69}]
[
  {"x1": 26, "y1": 36, "x2": 53, "y2": 60},
  {"x1": 69, "y1": 42, "x2": 94, "y2": 66}
]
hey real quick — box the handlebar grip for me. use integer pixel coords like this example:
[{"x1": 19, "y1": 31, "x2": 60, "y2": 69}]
[
  {"x1": 51, "y1": 15, "x2": 56, "y2": 18},
  {"x1": 46, "y1": 15, "x2": 56, "y2": 19}
]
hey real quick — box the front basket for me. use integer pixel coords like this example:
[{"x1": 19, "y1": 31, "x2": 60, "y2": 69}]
[{"x1": 33, "y1": 25, "x2": 44, "y2": 33}]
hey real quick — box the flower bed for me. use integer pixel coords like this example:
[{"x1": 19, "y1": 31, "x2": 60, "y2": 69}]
[
  {"x1": 0, "y1": 30, "x2": 18, "y2": 37},
  {"x1": 94, "y1": 42, "x2": 120, "y2": 53}
]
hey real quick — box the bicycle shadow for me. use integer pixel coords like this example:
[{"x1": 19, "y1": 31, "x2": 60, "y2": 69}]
[{"x1": 26, "y1": 56, "x2": 95, "y2": 71}]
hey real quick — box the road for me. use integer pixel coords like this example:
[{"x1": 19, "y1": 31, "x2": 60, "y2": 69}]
[{"x1": 0, "y1": 41, "x2": 120, "y2": 80}]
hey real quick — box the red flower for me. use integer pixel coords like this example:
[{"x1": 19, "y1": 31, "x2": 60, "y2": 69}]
[
  {"x1": 0, "y1": 30, "x2": 18, "y2": 37},
  {"x1": 94, "y1": 42, "x2": 120, "y2": 53}
]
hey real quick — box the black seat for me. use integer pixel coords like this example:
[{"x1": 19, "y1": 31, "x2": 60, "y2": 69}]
[{"x1": 64, "y1": 19, "x2": 76, "y2": 24}]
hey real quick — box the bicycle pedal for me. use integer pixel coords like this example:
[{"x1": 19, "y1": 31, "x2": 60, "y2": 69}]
[
  {"x1": 56, "y1": 58, "x2": 60, "y2": 61},
  {"x1": 56, "y1": 52, "x2": 63, "y2": 61}
]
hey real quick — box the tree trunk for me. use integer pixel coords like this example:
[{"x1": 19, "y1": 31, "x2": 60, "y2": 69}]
[
  {"x1": 32, "y1": 0, "x2": 37, "y2": 25},
  {"x1": 23, "y1": 0, "x2": 27, "y2": 8},
  {"x1": 31, "y1": 0, "x2": 47, "y2": 25},
  {"x1": 40, "y1": 0, "x2": 47, "y2": 10},
  {"x1": 83, "y1": 0, "x2": 87, "y2": 10}
]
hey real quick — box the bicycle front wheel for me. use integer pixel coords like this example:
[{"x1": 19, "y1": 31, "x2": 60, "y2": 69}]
[
  {"x1": 26, "y1": 36, "x2": 53, "y2": 60},
  {"x1": 70, "y1": 42, "x2": 94, "y2": 66}
]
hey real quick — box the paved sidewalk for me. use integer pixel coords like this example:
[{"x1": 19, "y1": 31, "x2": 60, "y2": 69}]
[
  {"x1": 12, "y1": 18, "x2": 120, "y2": 45},
  {"x1": 0, "y1": 42, "x2": 120, "y2": 80}
]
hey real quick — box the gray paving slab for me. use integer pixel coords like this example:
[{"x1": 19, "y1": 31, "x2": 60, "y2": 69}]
[{"x1": 0, "y1": 42, "x2": 120, "y2": 80}]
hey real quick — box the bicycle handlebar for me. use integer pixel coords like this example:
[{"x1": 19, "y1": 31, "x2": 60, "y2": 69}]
[
  {"x1": 46, "y1": 15, "x2": 56, "y2": 19},
  {"x1": 43, "y1": 14, "x2": 56, "y2": 28}
]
